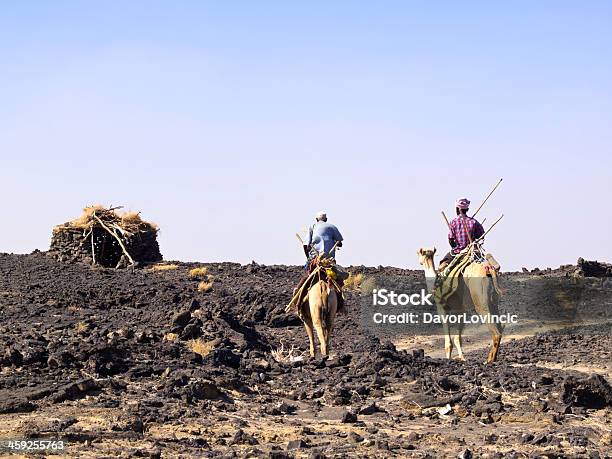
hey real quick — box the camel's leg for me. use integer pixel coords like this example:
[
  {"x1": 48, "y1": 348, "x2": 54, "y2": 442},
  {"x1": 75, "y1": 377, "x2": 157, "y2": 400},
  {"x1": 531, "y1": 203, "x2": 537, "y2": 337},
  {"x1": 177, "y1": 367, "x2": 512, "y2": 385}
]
[
  {"x1": 323, "y1": 291, "x2": 338, "y2": 356},
  {"x1": 313, "y1": 316, "x2": 327, "y2": 357},
  {"x1": 443, "y1": 322, "x2": 453, "y2": 359},
  {"x1": 482, "y1": 299, "x2": 503, "y2": 363},
  {"x1": 302, "y1": 315, "x2": 316, "y2": 358},
  {"x1": 483, "y1": 299, "x2": 503, "y2": 363},
  {"x1": 437, "y1": 302, "x2": 453, "y2": 359},
  {"x1": 468, "y1": 276, "x2": 503, "y2": 364},
  {"x1": 453, "y1": 322, "x2": 466, "y2": 361},
  {"x1": 486, "y1": 329, "x2": 502, "y2": 363},
  {"x1": 310, "y1": 282, "x2": 329, "y2": 357}
]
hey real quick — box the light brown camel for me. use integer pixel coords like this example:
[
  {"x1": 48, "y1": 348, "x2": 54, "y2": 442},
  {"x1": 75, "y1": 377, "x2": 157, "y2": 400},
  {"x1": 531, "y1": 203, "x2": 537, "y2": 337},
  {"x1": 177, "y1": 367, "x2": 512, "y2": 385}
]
[
  {"x1": 300, "y1": 280, "x2": 338, "y2": 357},
  {"x1": 417, "y1": 248, "x2": 503, "y2": 363}
]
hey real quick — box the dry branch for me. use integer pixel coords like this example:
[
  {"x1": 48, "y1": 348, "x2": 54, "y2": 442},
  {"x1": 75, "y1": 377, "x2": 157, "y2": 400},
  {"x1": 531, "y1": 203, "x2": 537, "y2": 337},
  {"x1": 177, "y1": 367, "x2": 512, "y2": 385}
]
[
  {"x1": 91, "y1": 232, "x2": 96, "y2": 265},
  {"x1": 93, "y1": 214, "x2": 135, "y2": 266}
]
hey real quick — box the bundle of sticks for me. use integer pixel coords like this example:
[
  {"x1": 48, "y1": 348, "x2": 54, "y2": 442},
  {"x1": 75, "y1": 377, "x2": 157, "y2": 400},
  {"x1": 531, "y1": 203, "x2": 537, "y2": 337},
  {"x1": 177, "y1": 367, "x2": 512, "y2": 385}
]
[{"x1": 440, "y1": 178, "x2": 505, "y2": 243}]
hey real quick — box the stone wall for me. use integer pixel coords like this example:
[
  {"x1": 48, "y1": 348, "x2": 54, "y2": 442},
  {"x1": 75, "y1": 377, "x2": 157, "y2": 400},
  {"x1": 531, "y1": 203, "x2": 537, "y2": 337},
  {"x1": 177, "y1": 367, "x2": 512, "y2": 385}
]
[{"x1": 48, "y1": 226, "x2": 162, "y2": 268}]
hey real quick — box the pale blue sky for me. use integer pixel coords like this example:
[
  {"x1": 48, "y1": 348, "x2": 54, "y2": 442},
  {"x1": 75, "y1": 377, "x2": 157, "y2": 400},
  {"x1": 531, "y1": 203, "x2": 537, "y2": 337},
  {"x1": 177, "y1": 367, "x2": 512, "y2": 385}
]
[{"x1": 1, "y1": 1, "x2": 610, "y2": 270}]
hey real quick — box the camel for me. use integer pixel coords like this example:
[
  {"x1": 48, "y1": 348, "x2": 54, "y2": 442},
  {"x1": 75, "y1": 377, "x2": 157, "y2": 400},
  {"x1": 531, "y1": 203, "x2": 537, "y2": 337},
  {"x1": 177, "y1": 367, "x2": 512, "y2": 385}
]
[
  {"x1": 300, "y1": 279, "x2": 338, "y2": 358},
  {"x1": 417, "y1": 247, "x2": 503, "y2": 363}
]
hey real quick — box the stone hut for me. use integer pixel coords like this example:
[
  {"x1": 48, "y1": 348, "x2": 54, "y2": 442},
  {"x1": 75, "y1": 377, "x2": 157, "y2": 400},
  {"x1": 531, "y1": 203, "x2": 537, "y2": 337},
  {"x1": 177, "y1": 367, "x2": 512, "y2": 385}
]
[{"x1": 49, "y1": 206, "x2": 162, "y2": 268}]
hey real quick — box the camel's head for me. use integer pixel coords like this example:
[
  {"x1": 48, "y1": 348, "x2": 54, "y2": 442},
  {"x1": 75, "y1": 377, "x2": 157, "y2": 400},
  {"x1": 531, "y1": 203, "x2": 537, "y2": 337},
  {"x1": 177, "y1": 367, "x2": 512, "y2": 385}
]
[{"x1": 417, "y1": 247, "x2": 436, "y2": 269}]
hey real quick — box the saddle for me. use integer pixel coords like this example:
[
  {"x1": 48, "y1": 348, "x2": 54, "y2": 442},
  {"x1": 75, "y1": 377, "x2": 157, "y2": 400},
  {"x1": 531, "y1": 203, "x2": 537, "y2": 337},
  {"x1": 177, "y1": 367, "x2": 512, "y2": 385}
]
[
  {"x1": 286, "y1": 256, "x2": 348, "y2": 317},
  {"x1": 434, "y1": 244, "x2": 502, "y2": 308}
]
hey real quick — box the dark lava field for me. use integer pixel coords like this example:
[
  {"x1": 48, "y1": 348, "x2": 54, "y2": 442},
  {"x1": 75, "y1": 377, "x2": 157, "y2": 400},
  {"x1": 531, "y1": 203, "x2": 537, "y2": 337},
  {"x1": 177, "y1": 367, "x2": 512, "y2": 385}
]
[{"x1": 0, "y1": 252, "x2": 611, "y2": 458}]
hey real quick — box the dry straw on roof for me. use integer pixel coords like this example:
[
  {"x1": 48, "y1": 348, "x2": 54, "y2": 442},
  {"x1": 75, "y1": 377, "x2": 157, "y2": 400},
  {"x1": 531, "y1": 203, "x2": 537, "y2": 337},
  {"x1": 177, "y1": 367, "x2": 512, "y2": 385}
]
[{"x1": 55, "y1": 205, "x2": 158, "y2": 234}]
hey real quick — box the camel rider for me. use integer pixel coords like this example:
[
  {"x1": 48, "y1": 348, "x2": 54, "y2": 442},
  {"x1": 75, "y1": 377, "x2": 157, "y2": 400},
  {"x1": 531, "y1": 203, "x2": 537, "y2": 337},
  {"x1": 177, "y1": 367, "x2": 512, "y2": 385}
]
[
  {"x1": 290, "y1": 211, "x2": 346, "y2": 313},
  {"x1": 439, "y1": 198, "x2": 485, "y2": 270},
  {"x1": 303, "y1": 211, "x2": 343, "y2": 267}
]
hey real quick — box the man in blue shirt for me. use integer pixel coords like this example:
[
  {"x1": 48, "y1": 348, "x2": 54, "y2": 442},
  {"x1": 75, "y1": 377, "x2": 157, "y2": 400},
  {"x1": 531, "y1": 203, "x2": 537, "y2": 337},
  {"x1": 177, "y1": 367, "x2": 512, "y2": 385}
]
[
  {"x1": 304, "y1": 211, "x2": 343, "y2": 263},
  {"x1": 288, "y1": 211, "x2": 346, "y2": 315}
]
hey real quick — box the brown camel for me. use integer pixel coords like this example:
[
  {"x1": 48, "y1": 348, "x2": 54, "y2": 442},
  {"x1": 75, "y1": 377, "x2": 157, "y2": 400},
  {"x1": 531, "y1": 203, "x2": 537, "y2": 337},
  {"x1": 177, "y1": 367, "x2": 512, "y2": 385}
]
[
  {"x1": 300, "y1": 279, "x2": 338, "y2": 357},
  {"x1": 417, "y1": 248, "x2": 503, "y2": 363}
]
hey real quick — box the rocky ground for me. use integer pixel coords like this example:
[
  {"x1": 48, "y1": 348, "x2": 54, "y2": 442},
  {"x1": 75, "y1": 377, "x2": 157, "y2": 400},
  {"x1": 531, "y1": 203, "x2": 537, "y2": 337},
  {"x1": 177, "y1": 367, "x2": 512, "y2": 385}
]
[{"x1": 0, "y1": 252, "x2": 611, "y2": 458}]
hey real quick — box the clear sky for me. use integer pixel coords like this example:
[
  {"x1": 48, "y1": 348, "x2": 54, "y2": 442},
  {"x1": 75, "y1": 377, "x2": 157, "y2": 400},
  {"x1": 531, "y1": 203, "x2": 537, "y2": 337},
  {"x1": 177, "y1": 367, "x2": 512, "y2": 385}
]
[{"x1": 1, "y1": 1, "x2": 610, "y2": 270}]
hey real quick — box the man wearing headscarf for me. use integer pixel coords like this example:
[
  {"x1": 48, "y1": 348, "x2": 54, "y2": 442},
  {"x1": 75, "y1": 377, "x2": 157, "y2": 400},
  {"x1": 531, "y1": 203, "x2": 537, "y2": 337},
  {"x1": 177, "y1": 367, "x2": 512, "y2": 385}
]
[{"x1": 439, "y1": 198, "x2": 485, "y2": 270}]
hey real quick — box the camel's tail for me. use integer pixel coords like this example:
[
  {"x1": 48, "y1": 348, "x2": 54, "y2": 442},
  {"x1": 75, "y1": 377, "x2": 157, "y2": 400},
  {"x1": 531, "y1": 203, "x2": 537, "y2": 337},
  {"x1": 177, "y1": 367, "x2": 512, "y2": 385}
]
[
  {"x1": 319, "y1": 281, "x2": 330, "y2": 331},
  {"x1": 485, "y1": 254, "x2": 506, "y2": 296},
  {"x1": 489, "y1": 268, "x2": 506, "y2": 296},
  {"x1": 487, "y1": 268, "x2": 506, "y2": 334}
]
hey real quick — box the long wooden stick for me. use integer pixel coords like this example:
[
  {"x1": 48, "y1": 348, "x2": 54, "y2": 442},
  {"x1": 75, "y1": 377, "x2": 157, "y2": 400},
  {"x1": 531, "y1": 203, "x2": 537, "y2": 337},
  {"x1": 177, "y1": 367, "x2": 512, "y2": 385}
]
[
  {"x1": 459, "y1": 216, "x2": 473, "y2": 243},
  {"x1": 91, "y1": 232, "x2": 96, "y2": 265},
  {"x1": 93, "y1": 213, "x2": 135, "y2": 266},
  {"x1": 297, "y1": 233, "x2": 308, "y2": 261},
  {"x1": 475, "y1": 214, "x2": 504, "y2": 241},
  {"x1": 441, "y1": 211, "x2": 451, "y2": 230},
  {"x1": 79, "y1": 228, "x2": 93, "y2": 247},
  {"x1": 112, "y1": 223, "x2": 132, "y2": 238},
  {"x1": 327, "y1": 240, "x2": 341, "y2": 257},
  {"x1": 473, "y1": 178, "x2": 503, "y2": 218}
]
